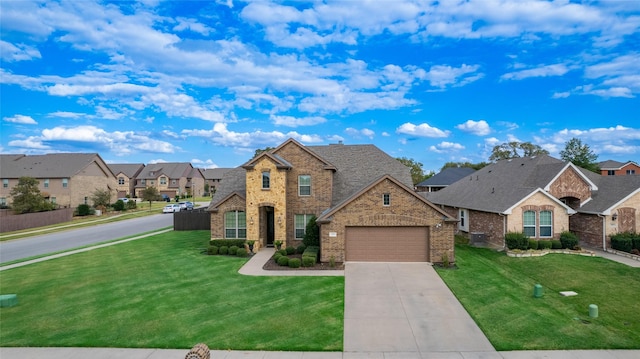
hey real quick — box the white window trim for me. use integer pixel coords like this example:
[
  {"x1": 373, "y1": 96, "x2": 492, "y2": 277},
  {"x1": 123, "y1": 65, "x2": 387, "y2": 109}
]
[
  {"x1": 298, "y1": 175, "x2": 311, "y2": 196},
  {"x1": 294, "y1": 214, "x2": 313, "y2": 240},
  {"x1": 539, "y1": 210, "x2": 553, "y2": 238}
]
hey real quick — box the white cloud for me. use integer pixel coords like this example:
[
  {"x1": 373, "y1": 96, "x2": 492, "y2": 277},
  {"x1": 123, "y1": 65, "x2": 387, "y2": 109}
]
[
  {"x1": 191, "y1": 158, "x2": 219, "y2": 169},
  {"x1": 456, "y1": 120, "x2": 491, "y2": 136},
  {"x1": 173, "y1": 17, "x2": 213, "y2": 36},
  {"x1": 429, "y1": 141, "x2": 465, "y2": 153},
  {"x1": 271, "y1": 115, "x2": 327, "y2": 127},
  {"x1": 3, "y1": 114, "x2": 37, "y2": 125},
  {"x1": 345, "y1": 127, "x2": 375, "y2": 139},
  {"x1": 501, "y1": 63, "x2": 570, "y2": 81},
  {"x1": 396, "y1": 122, "x2": 450, "y2": 138},
  {"x1": 421, "y1": 64, "x2": 483, "y2": 89},
  {"x1": 0, "y1": 40, "x2": 41, "y2": 62}
]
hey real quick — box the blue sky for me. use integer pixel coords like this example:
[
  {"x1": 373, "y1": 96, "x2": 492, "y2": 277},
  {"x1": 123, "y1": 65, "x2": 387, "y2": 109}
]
[{"x1": 1, "y1": 0, "x2": 639, "y2": 172}]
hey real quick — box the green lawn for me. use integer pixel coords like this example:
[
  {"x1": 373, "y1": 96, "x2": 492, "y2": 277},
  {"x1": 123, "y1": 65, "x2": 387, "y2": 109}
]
[
  {"x1": 0, "y1": 231, "x2": 344, "y2": 351},
  {"x1": 436, "y1": 244, "x2": 640, "y2": 350}
]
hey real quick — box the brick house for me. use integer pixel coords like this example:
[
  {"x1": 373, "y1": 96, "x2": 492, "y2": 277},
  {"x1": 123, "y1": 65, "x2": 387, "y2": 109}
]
[
  {"x1": 0, "y1": 153, "x2": 116, "y2": 208},
  {"x1": 415, "y1": 167, "x2": 475, "y2": 192},
  {"x1": 201, "y1": 168, "x2": 233, "y2": 196},
  {"x1": 424, "y1": 155, "x2": 640, "y2": 249},
  {"x1": 208, "y1": 138, "x2": 456, "y2": 263},
  {"x1": 599, "y1": 160, "x2": 640, "y2": 176},
  {"x1": 134, "y1": 162, "x2": 205, "y2": 199},
  {"x1": 108, "y1": 163, "x2": 145, "y2": 198}
]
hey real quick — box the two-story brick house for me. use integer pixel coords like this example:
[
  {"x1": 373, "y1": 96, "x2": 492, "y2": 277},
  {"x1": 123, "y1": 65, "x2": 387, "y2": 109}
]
[
  {"x1": 0, "y1": 153, "x2": 116, "y2": 208},
  {"x1": 108, "y1": 163, "x2": 145, "y2": 198},
  {"x1": 200, "y1": 168, "x2": 233, "y2": 196},
  {"x1": 134, "y1": 162, "x2": 205, "y2": 199},
  {"x1": 599, "y1": 160, "x2": 640, "y2": 176},
  {"x1": 208, "y1": 138, "x2": 456, "y2": 263}
]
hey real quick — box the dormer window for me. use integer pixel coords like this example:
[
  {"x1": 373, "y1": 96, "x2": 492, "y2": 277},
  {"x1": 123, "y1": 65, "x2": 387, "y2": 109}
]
[
  {"x1": 383, "y1": 193, "x2": 390, "y2": 206},
  {"x1": 262, "y1": 171, "x2": 270, "y2": 189}
]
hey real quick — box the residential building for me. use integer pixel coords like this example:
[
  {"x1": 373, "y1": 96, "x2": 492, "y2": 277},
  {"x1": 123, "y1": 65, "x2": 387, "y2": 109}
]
[
  {"x1": 415, "y1": 167, "x2": 476, "y2": 192},
  {"x1": 201, "y1": 168, "x2": 233, "y2": 196},
  {"x1": 134, "y1": 162, "x2": 205, "y2": 199},
  {"x1": 208, "y1": 138, "x2": 456, "y2": 263},
  {"x1": 108, "y1": 163, "x2": 145, "y2": 198},
  {"x1": 599, "y1": 160, "x2": 640, "y2": 176},
  {"x1": 0, "y1": 153, "x2": 116, "y2": 208}
]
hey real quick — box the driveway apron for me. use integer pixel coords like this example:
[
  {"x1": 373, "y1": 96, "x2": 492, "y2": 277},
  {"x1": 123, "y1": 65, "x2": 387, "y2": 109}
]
[{"x1": 344, "y1": 262, "x2": 496, "y2": 354}]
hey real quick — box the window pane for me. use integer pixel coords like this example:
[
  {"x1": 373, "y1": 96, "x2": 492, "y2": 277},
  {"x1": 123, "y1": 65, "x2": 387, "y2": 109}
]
[
  {"x1": 262, "y1": 172, "x2": 270, "y2": 189},
  {"x1": 540, "y1": 227, "x2": 552, "y2": 237},
  {"x1": 539, "y1": 211, "x2": 552, "y2": 225},
  {"x1": 237, "y1": 211, "x2": 246, "y2": 228},
  {"x1": 383, "y1": 193, "x2": 390, "y2": 206},
  {"x1": 295, "y1": 214, "x2": 305, "y2": 239},
  {"x1": 524, "y1": 227, "x2": 536, "y2": 237},
  {"x1": 523, "y1": 211, "x2": 536, "y2": 226},
  {"x1": 237, "y1": 229, "x2": 246, "y2": 239}
]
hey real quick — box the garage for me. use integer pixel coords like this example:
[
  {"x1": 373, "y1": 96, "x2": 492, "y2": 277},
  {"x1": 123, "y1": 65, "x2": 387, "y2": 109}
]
[{"x1": 345, "y1": 226, "x2": 429, "y2": 262}]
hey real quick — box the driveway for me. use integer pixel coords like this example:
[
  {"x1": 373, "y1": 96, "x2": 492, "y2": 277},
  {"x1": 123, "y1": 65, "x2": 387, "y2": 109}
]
[{"x1": 344, "y1": 262, "x2": 496, "y2": 355}]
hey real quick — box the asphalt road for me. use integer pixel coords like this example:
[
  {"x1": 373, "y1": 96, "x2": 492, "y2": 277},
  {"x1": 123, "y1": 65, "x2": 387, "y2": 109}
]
[{"x1": 0, "y1": 213, "x2": 174, "y2": 264}]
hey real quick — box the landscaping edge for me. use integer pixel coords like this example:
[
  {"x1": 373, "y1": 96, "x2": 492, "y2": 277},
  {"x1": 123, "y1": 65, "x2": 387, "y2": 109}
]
[
  {"x1": 604, "y1": 248, "x2": 640, "y2": 262},
  {"x1": 506, "y1": 249, "x2": 596, "y2": 258}
]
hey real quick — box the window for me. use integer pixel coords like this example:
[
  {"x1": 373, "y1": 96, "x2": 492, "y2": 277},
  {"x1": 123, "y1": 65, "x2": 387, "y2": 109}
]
[
  {"x1": 44, "y1": 179, "x2": 49, "y2": 188},
  {"x1": 3, "y1": 179, "x2": 8, "y2": 188},
  {"x1": 460, "y1": 209, "x2": 465, "y2": 228},
  {"x1": 295, "y1": 214, "x2": 313, "y2": 240},
  {"x1": 607, "y1": 170, "x2": 615, "y2": 176},
  {"x1": 225, "y1": 211, "x2": 246, "y2": 239},
  {"x1": 62, "y1": 178, "x2": 68, "y2": 188},
  {"x1": 298, "y1": 175, "x2": 311, "y2": 196},
  {"x1": 0, "y1": 197, "x2": 6, "y2": 205},
  {"x1": 539, "y1": 210, "x2": 552, "y2": 237},
  {"x1": 383, "y1": 193, "x2": 391, "y2": 206},
  {"x1": 627, "y1": 169, "x2": 636, "y2": 175},
  {"x1": 150, "y1": 180, "x2": 155, "y2": 185},
  {"x1": 523, "y1": 210, "x2": 536, "y2": 237},
  {"x1": 118, "y1": 177, "x2": 125, "y2": 185},
  {"x1": 160, "y1": 177, "x2": 167, "y2": 185},
  {"x1": 51, "y1": 197, "x2": 57, "y2": 204},
  {"x1": 84, "y1": 196, "x2": 89, "y2": 205},
  {"x1": 172, "y1": 179, "x2": 176, "y2": 185},
  {"x1": 262, "y1": 171, "x2": 270, "y2": 189}
]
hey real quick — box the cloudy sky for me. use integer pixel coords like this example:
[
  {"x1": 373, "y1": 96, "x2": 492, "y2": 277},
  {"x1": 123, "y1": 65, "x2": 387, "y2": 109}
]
[{"x1": 1, "y1": 0, "x2": 639, "y2": 172}]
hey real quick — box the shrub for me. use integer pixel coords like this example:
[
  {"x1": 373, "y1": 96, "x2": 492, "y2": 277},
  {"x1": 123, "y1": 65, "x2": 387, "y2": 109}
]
[
  {"x1": 538, "y1": 240, "x2": 552, "y2": 249},
  {"x1": 288, "y1": 258, "x2": 301, "y2": 268},
  {"x1": 302, "y1": 246, "x2": 319, "y2": 261},
  {"x1": 296, "y1": 244, "x2": 307, "y2": 254},
  {"x1": 633, "y1": 235, "x2": 640, "y2": 251},
  {"x1": 278, "y1": 249, "x2": 287, "y2": 256},
  {"x1": 329, "y1": 256, "x2": 336, "y2": 268},
  {"x1": 277, "y1": 256, "x2": 289, "y2": 266},
  {"x1": 528, "y1": 240, "x2": 538, "y2": 250},
  {"x1": 285, "y1": 246, "x2": 295, "y2": 255},
  {"x1": 273, "y1": 252, "x2": 282, "y2": 261},
  {"x1": 76, "y1": 204, "x2": 92, "y2": 216},
  {"x1": 219, "y1": 246, "x2": 229, "y2": 255},
  {"x1": 611, "y1": 233, "x2": 634, "y2": 253},
  {"x1": 228, "y1": 245, "x2": 239, "y2": 255},
  {"x1": 302, "y1": 256, "x2": 316, "y2": 267},
  {"x1": 551, "y1": 240, "x2": 562, "y2": 249},
  {"x1": 126, "y1": 201, "x2": 137, "y2": 210},
  {"x1": 207, "y1": 245, "x2": 219, "y2": 255},
  {"x1": 236, "y1": 248, "x2": 248, "y2": 257},
  {"x1": 210, "y1": 239, "x2": 246, "y2": 248},
  {"x1": 560, "y1": 231, "x2": 579, "y2": 249},
  {"x1": 505, "y1": 232, "x2": 529, "y2": 250},
  {"x1": 302, "y1": 215, "x2": 320, "y2": 247},
  {"x1": 113, "y1": 199, "x2": 125, "y2": 211},
  {"x1": 631, "y1": 249, "x2": 640, "y2": 256}
]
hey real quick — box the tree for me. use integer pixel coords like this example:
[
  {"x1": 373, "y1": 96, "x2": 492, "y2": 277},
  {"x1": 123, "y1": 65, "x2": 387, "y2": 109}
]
[
  {"x1": 141, "y1": 186, "x2": 160, "y2": 209},
  {"x1": 303, "y1": 215, "x2": 320, "y2": 247},
  {"x1": 396, "y1": 157, "x2": 426, "y2": 185},
  {"x1": 560, "y1": 137, "x2": 599, "y2": 173},
  {"x1": 440, "y1": 161, "x2": 489, "y2": 171},
  {"x1": 253, "y1": 146, "x2": 275, "y2": 158},
  {"x1": 91, "y1": 188, "x2": 112, "y2": 212},
  {"x1": 9, "y1": 176, "x2": 55, "y2": 214},
  {"x1": 489, "y1": 141, "x2": 549, "y2": 161}
]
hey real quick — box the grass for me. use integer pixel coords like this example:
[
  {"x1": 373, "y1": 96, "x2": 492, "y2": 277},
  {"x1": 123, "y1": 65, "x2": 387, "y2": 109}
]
[
  {"x1": 0, "y1": 230, "x2": 344, "y2": 351},
  {"x1": 436, "y1": 244, "x2": 640, "y2": 350}
]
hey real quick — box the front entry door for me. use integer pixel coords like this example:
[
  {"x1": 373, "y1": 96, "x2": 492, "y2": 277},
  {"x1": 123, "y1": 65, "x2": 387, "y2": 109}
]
[{"x1": 266, "y1": 208, "x2": 275, "y2": 246}]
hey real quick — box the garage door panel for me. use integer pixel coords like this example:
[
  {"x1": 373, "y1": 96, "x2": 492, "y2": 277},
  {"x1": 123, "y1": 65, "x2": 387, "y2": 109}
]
[{"x1": 346, "y1": 226, "x2": 429, "y2": 262}]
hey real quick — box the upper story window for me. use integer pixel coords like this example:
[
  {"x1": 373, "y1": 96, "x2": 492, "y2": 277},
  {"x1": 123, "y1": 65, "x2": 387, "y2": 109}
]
[
  {"x1": 44, "y1": 179, "x2": 49, "y2": 188},
  {"x1": 62, "y1": 178, "x2": 68, "y2": 188},
  {"x1": 298, "y1": 175, "x2": 311, "y2": 196},
  {"x1": 3, "y1": 179, "x2": 9, "y2": 188},
  {"x1": 118, "y1": 177, "x2": 125, "y2": 185},
  {"x1": 523, "y1": 210, "x2": 536, "y2": 237},
  {"x1": 607, "y1": 170, "x2": 615, "y2": 176},
  {"x1": 627, "y1": 169, "x2": 636, "y2": 175},
  {"x1": 383, "y1": 193, "x2": 391, "y2": 206},
  {"x1": 141, "y1": 179, "x2": 146, "y2": 185},
  {"x1": 262, "y1": 171, "x2": 270, "y2": 189},
  {"x1": 160, "y1": 177, "x2": 167, "y2": 185}
]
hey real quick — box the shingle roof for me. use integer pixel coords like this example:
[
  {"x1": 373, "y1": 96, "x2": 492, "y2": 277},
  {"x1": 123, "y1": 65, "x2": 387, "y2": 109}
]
[
  {"x1": 416, "y1": 167, "x2": 476, "y2": 187},
  {"x1": 576, "y1": 168, "x2": 640, "y2": 214},
  {"x1": 137, "y1": 162, "x2": 194, "y2": 179},
  {"x1": 108, "y1": 163, "x2": 145, "y2": 178},
  {"x1": 201, "y1": 168, "x2": 233, "y2": 180},
  {"x1": 0, "y1": 153, "x2": 112, "y2": 178},
  {"x1": 598, "y1": 160, "x2": 639, "y2": 170},
  {"x1": 208, "y1": 167, "x2": 246, "y2": 210}
]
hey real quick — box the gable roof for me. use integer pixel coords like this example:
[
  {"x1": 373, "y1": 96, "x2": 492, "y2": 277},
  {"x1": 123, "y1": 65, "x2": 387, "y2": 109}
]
[
  {"x1": 0, "y1": 153, "x2": 113, "y2": 178},
  {"x1": 108, "y1": 163, "x2": 145, "y2": 178},
  {"x1": 576, "y1": 168, "x2": 640, "y2": 214},
  {"x1": 242, "y1": 151, "x2": 293, "y2": 170},
  {"x1": 425, "y1": 155, "x2": 580, "y2": 214},
  {"x1": 598, "y1": 160, "x2": 638, "y2": 170},
  {"x1": 208, "y1": 167, "x2": 247, "y2": 210},
  {"x1": 416, "y1": 167, "x2": 476, "y2": 187},
  {"x1": 201, "y1": 168, "x2": 233, "y2": 180},
  {"x1": 137, "y1": 162, "x2": 195, "y2": 179}
]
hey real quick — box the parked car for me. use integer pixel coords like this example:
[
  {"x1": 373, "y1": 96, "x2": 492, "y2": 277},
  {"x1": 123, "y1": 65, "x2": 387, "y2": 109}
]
[
  {"x1": 161, "y1": 194, "x2": 170, "y2": 202},
  {"x1": 117, "y1": 198, "x2": 129, "y2": 203},
  {"x1": 162, "y1": 204, "x2": 181, "y2": 213},
  {"x1": 178, "y1": 201, "x2": 195, "y2": 211}
]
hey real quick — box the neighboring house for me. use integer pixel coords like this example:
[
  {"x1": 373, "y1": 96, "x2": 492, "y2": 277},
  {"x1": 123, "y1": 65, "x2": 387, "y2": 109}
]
[
  {"x1": 415, "y1": 167, "x2": 476, "y2": 192},
  {"x1": 201, "y1": 168, "x2": 233, "y2": 195},
  {"x1": 108, "y1": 163, "x2": 145, "y2": 198},
  {"x1": 424, "y1": 155, "x2": 640, "y2": 250},
  {"x1": 599, "y1": 160, "x2": 640, "y2": 176},
  {"x1": 0, "y1": 153, "x2": 116, "y2": 208},
  {"x1": 134, "y1": 162, "x2": 205, "y2": 199},
  {"x1": 208, "y1": 138, "x2": 456, "y2": 263}
]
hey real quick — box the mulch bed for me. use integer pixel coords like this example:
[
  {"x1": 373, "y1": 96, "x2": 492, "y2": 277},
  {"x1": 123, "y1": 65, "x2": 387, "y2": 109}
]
[{"x1": 262, "y1": 253, "x2": 345, "y2": 271}]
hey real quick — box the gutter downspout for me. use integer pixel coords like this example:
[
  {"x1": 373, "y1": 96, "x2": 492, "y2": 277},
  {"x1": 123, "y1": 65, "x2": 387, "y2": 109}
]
[
  {"x1": 597, "y1": 214, "x2": 606, "y2": 250},
  {"x1": 499, "y1": 213, "x2": 506, "y2": 250}
]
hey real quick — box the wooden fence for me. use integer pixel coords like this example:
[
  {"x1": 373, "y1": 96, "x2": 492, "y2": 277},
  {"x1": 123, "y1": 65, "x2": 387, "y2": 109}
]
[
  {"x1": 0, "y1": 207, "x2": 74, "y2": 233},
  {"x1": 174, "y1": 208, "x2": 210, "y2": 231}
]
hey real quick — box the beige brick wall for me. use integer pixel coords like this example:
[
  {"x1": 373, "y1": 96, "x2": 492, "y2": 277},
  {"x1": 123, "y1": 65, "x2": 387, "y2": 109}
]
[
  {"x1": 210, "y1": 194, "x2": 246, "y2": 240},
  {"x1": 508, "y1": 191, "x2": 570, "y2": 239},
  {"x1": 319, "y1": 178, "x2": 455, "y2": 263}
]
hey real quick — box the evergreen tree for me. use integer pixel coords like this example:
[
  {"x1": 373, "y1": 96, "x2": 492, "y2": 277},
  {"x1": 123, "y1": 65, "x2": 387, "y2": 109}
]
[{"x1": 560, "y1": 137, "x2": 599, "y2": 173}]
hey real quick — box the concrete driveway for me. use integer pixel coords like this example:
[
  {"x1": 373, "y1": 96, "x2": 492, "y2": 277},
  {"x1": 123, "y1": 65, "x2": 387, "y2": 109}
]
[{"x1": 344, "y1": 262, "x2": 497, "y2": 356}]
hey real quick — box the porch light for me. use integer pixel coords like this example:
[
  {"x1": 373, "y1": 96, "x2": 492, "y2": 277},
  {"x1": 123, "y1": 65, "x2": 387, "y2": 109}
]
[
  {"x1": 612, "y1": 213, "x2": 617, "y2": 221},
  {"x1": 250, "y1": 217, "x2": 254, "y2": 225}
]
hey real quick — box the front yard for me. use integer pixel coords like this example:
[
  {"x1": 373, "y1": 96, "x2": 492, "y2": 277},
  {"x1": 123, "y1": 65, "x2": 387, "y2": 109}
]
[
  {"x1": 0, "y1": 230, "x2": 344, "y2": 351},
  {"x1": 436, "y1": 244, "x2": 640, "y2": 350}
]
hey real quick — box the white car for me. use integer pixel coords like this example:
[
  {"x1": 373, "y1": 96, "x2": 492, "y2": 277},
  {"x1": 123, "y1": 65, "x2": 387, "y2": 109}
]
[
  {"x1": 162, "y1": 204, "x2": 181, "y2": 213},
  {"x1": 118, "y1": 198, "x2": 129, "y2": 203}
]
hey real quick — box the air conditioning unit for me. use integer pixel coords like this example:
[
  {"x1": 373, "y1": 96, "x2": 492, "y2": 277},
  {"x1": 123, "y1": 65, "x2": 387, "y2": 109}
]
[{"x1": 470, "y1": 232, "x2": 486, "y2": 244}]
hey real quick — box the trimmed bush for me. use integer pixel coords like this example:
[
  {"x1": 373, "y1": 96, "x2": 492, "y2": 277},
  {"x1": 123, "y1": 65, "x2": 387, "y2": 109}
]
[
  {"x1": 296, "y1": 244, "x2": 307, "y2": 254},
  {"x1": 219, "y1": 246, "x2": 229, "y2": 255},
  {"x1": 302, "y1": 256, "x2": 316, "y2": 267},
  {"x1": 528, "y1": 240, "x2": 538, "y2": 250},
  {"x1": 236, "y1": 248, "x2": 248, "y2": 257},
  {"x1": 288, "y1": 258, "x2": 301, "y2": 268},
  {"x1": 505, "y1": 232, "x2": 529, "y2": 250},
  {"x1": 302, "y1": 215, "x2": 320, "y2": 247},
  {"x1": 76, "y1": 204, "x2": 92, "y2": 216},
  {"x1": 302, "y1": 246, "x2": 319, "y2": 261},
  {"x1": 277, "y1": 256, "x2": 289, "y2": 266},
  {"x1": 551, "y1": 240, "x2": 562, "y2": 249},
  {"x1": 126, "y1": 201, "x2": 137, "y2": 210},
  {"x1": 273, "y1": 252, "x2": 282, "y2": 261},
  {"x1": 633, "y1": 235, "x2": 640, "y2": 251},
  {"x1": 210, "y1": 239, "x2": 246, "y2": 248},
  {"x1": 278, "y1": 249, "x2": 287, "y2": 256},
  {"x1": 286, "y1": 246, "x2": 295, "y2": 255},
  {"x1": 113, "y1": 200, "x2": 125, "y2": 211},
  {"x1": 207, "y1": 245, "x2": 219, "y2": 255},
  {"x1": 228, "y1": 245, "x2": 239, "y2": 255},
  {"x1": 538, "y1": 240, "x2": 552, "y2": 249},
  {"x1": 560, "y1": 231, "x2": 579, "y2": 249},
  {"x1": 611, "y1": 233, "x2": 634, "y2": 253}
]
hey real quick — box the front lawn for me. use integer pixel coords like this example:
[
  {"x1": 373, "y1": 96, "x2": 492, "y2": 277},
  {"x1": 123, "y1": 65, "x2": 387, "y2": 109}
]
[
  {"x1": 0, "y1": 231, "x2": 344, "y2": 351},
  {"x1": 436, "y1": 244, "x2": 640, "y2": 350}
]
